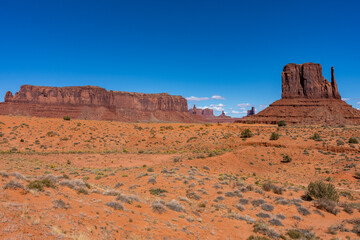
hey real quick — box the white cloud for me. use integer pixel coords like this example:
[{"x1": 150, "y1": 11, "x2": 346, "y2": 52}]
[
  {"x1": 342, "y1": 98, "x2": 350, "y2": 101},
  {"x1": 236, "y1": 103, "x2": 251, "y2": 108},
  {"x1": 186, "y1": 96, "x2": 209, "y2": 101},
  {"x1": 232, "y1": 110, "x2": 247, "y2": 115},
  {"x1": 211, "y1": 95, "x2": 225, "y2": 100},
  {"x1": 357, "y1": 102, "x2": 360, "y2": 105}
]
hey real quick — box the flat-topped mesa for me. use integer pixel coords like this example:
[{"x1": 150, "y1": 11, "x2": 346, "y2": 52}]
[
  {"x1": 5, "y1": 85, "x2": 188, "y2": 112},
  {"x1": 281, "y1": 63, "x2": 341, "y2": 99}
]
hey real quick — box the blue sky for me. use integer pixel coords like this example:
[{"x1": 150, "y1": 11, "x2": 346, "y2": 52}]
[{"x1": 1, "y1": 0, "x2": 360, "y2": 117}]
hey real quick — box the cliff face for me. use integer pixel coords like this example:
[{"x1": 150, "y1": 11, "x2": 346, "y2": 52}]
[
  {"x1": 5, "y1": 85, "x2": 188, "y2": 112},
  {"x1": 281, "y1": 63, "x2": 341, "y2": 99},
  {"x1": 1, "y1": 85, "x2": 200, "y2": 122}
]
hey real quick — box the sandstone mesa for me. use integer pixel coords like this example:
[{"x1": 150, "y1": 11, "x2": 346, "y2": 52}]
[{"x1": 0, "y1": 85, "x2": 203, "y2": 122}]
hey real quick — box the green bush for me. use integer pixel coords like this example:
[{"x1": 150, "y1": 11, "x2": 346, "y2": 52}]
[
  {"x1": 241, "y1": 129, "x2": 253, "y2": 138},
  {"x1": 269, "y1": 132, "x2": 279, "y2": 140},
  {"x1": 349, "y1": 137, "x2": 359, "y2": 144},
  {"x1": 247, "y1": 236, "x2": 271, "y2": 240},
  {"x1": 310, "y1": 133, "x2": 321, "y2": 141},
  {"x1": 149, "y1": 188, "x2": 167, "y2": 196},
  {"x1": 277, "y1": 120, "x2": 286, "y2": 127},
  {"x1": 63, "y1": 116, "x2": 71, "y2": 121},
  {"x1": 28, "y1": 179, "x2": 56, "y2": 191},
  {"x1": 286, "y1": 230, "x2": 304, "y2": 239},
  {"x1": 281, "y1": 155, "x2": 292, "y2": 163},
  {"x1": 77, "y1": 187, "x2": 88, "y2": 195},
  {"x1": 307, "y1": 181, "x2": 339, "y2": 202}
]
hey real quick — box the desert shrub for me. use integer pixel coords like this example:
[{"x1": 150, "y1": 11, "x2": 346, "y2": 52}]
[
  {"x1": 286, "y1": 229, "x2": 318, "y2": 239},
  {"x1": 116, "y1": 193, "x2": 139, "y2": 204},
  {"x1": 53, "y1": 199, "x2": 68, "y2": 209},
  {"x1": 262, "y1": 182, "x2": 283, "y2": 194},
  {"x1": 103, "y1": 190, "x2": 121, "y2": 196},
  {"x1": 28, "y1": 179, "x2": 56, "y2": 191},
  {"x1": 354, "y1": 172, "x2": 360, "y2": 179},
  {"x1": 281, "y1": 155, "x2": 292, "y2": 163},
  {"x1": 147, "y1": 167, "x2": 154, "y2": 172},
  {"x1": 340, "y1": 202, "x2": 354, "y2": 214},
  {"x1": 235, "y1": 204, "x2": 245, "y2": 211},
  {"x1": 77, "y1": 187, "x2": 88, "y2": 195},
  {"x1": 149, "y1": 188, "x2": 167, "y2": 196},
  {"x1": 246, "y1": 184, "x2": 255, "y2": 191},
  {"x1": 269, "y1": 218, "x2": 283, "y2": 226},
  {"x1": 307, "y1": 181, "x2": 339, "y2": 202},
  {"x1": 241, "y1": 129, "x2": 252, "y2": 138},
  {"x1": 261, "y1": 204, "x2": 274, "y2": 212},
  {"x1": 4, "y1": 180, "x2": 24, "y2": 190},
  {"x1": 297, "y1": 206, "x2": 311, "y2": 216},
  {"x1": 239, "y1": 198, "x2": 249, "y2": 205},
  {"x1": 314, "y1": 198, "x2": 340, "y2": 215},
  {"x1": 336, "y1": 139, "x2": 345, "y2": 146},
  {"x1": 0, "y1": 171, "x2": 9, "y2": 178},
  {"x1": 187, "y1": 191, "x2": 201, "y2": 200},
  {"x1": 270, "y1": 132, "x2": 279, "y2": 140},
  {"x1": 256, "y1": 212, "x2": 271, "y2": 219},
  {"x1": 286, "y1": 230, "x2": 302, "y2": 239},
  {"x1": 59, "y1": 179, "x2": 90, "y2": 190},
  {"x1": 148, "y1": 176, "x2": 156, "y2": 184},
  {"x1": 46, "y1": 131, "x2": 58, "y2": 137},
  {"x1": 310, "y1": 133, "x2": 321, "y2": 141},
  {"x1": 63, "y1": 116, "x2": 71, "y2": 121},
  {"x1": 349, "y1": 137, "x2": 359, "y2": 144},
  {"x1": 105, "y1": 201, "x2": 124, "y2": 210},
  {"x1": 247, "y1": 236, "x2": 271, "y2": 240},
  {"x1": 251, "y1": 199, "x2": 266, "y2": 207},
  {"x1": 166, "y1": 199, "x2": 185, "y2": 212},
  {"x1": 151, "y1": 200, "x2": 167, "y2": 214},
  {"x1": 10, "y1": 172, "x2": 27, "y2": 180},
  {"x1": 278, "y1": 121, "x2": 286, "y2": 127},
  {"x1": 253, "y1": 222, "x2": 279, "y2": 239}
]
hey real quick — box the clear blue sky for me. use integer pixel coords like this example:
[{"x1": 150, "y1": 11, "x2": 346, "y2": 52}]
[{"x1": 1, "y1": 0, "x2": 360, "y2": 116}]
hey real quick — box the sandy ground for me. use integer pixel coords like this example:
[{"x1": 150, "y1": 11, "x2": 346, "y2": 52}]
[{"x1": 0, "y1": 115, "x2": 359, "y2": 239}]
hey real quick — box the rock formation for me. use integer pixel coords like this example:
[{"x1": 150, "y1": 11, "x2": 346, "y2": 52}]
[
  {"x1": 0, "y1": 85, "x2": 204, "y2": 122},
  {"x1": 281, "y1": 63, "x2": 341, "y2": 99},
  {"x1": 241, "y1": 63, "x2": 360, "y2": 125},
  {"x1": 189, "y1": 105, "x2": 214, "y2": 118},
  {"x1": 188, "y1": 105, "x2": 234, "y2": 122}
]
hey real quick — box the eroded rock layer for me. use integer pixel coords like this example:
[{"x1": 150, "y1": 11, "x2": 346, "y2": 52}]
[
  {"x1": 242, "y1": 63, "x2": 360, "y2": 125},
  {"x1": 0, "y1": 85, "x2": 202, "y2": 122}
]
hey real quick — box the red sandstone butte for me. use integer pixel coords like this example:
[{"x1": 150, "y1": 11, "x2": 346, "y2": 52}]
[
  {"x1": 0, "y1": 85, "x2": 204, "y2": 122},
  {"x1": 241, "y1": 63, "x2": 360, "y2": 125}
]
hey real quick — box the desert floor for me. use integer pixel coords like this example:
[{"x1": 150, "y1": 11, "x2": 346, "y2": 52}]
[{"x1": 0, "y1": 115, "x2": 359, "y2": 240}]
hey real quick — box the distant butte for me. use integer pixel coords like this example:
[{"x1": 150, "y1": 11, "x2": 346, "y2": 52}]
[{"x1": 242, "y1": 63, "x2": 360, "y2": 125}]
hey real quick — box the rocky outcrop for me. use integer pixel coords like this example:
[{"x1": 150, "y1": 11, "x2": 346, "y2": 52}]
[
  {"x1": 0, "y1": 85, "x2": 204, "y2": 122},
  {"x1": 282, "y1": 63, "x2": 341, "y2": 99},
  {"x1": 188, "y1": 105, "x2": 237, "y2": 123},
  {"x1": 241, "y1": 63, "x2": 360, "y2": 125},
  {"x1": 189, "y1": 105, "x2": 214, "y2": 118}
]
